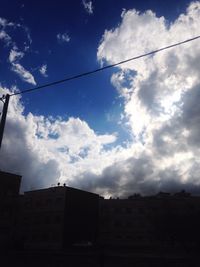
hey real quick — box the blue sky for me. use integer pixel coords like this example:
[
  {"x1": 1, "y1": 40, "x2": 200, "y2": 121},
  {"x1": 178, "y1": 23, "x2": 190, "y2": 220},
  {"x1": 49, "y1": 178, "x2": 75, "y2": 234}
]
[
  {"x1": 1, "y1": 0, "x2": 200, "y2": 197},
  {"x1": 0, "y1": 0, "x2": 189, "y2": 124},
  {"x1": 0, "y1": 0, "x2": 138, "y2": 139}
]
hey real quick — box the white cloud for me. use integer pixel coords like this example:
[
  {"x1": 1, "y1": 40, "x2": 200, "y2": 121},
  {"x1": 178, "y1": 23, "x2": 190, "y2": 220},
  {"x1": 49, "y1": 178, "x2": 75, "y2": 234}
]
[
  {"x1": 82, "y1": 0, "x2": 94, "y2": 15},
  {"x1": 0, "y1": 17, "x2": 29, "y2": 47},
  {"x1": 11, "y1": 64, "x2": 36, "y2": 85},
  {"x1": 9, "y1": 49, "x2": 36, "y2": 85},
  {"x1": 0, "y1": 17, "x2": 14, "y2": 27},
  {"x1": 95, "y1": 1, "x2": 200, "y2": 196},
  {"x1": 0, "y1": 86, "x2": 117, "y2": 192},
  {"x1": 0, "y1": 30, "x2": 12, "y2": 45},
  {"x1": 57, "y1": 33, "x2": 70, "y2": 43},
  {"x1": 0, "y1": 17, "x2": 7, "y2": 26},
  {"x1": 0, "y1": 17, "x2": 35, "y2": 85},
  {"x1": 9, "y1": 49, "x2": 24, "y2": 63},
  {"x1": 0, "y1": 18, "x2": 13, "y2": 46},
  {"x1": 39, "y1": 64, "x2": 48, "y2": 77}
]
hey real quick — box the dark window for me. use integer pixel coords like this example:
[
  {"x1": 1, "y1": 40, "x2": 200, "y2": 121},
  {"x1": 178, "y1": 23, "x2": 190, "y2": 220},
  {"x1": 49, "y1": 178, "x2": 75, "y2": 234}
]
[
  {"x1": 126, "y1": 221, "x2": 132, "y2": 227},
  {"x1": 24, "y1": 200, "x2": 32, "y2": 208},
  {"x1": 45, "y1": 198, "x2": 52, "y2": 207},
  {"x1": 35, "y1": 199, "x2": 42, "y2": 208},
  {"x1": 126, "y1": 207, "x2": 132, "y2": 214},
  {"x1": 114, "y1": 207, "x2": 121, "y2": 213},
  {"x1": 52, "y1": 232, "x2": 58, "y2": 242},
  {"x1": 116, "y1": 234, "x2": 123, "y2": 239},
  {"x1": 44, "y1": 215, "x2": 51, "y2": 224},
  {"x1": 138, "y1": 207, "x2": 144, "y2": 214},
  {"x1": 34, "y1": 216, "x2": 41, "y2": 224},
  {"x1": 55, "y1": 197, "x2": 62, "y2": 205},
  {"x1": 55, "y1": 215, "x2": 61, "y2": 224},
  {"x1": 42, "y1": 233, "x2": 48, "y2": 241},
  {"x1": 23, "y1": 216, "x2": 29, "y2": 225},
  {"x1": 114, "y1": 220, "x2": 122, "y2": 227}
]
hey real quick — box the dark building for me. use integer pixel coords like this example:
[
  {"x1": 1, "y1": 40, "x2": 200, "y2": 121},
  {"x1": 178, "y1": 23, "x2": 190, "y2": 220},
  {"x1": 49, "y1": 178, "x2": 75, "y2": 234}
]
[
  {"x1": 99, "y1": 196, "x2": 158, "y2": 249},
  {"x1": 0, "y1": 170, "x2": 21, "y2": 248},
  {"x1": 99, "y1": 192, "x2": 200, "y2": 252},
  {"x1": 2, "y1": 169, "x2": 200, "y2": 267},
  {"x1": 18, "y1": 185, "x2": 99, "y2": 249}
]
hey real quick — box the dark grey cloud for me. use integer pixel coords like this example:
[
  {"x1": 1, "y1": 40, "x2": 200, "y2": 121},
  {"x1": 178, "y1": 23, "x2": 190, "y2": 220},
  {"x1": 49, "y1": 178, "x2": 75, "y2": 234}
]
[
  {"x1": 181, "y1": 84, "x2": 200, "y2": 146},
  {"x1": 71, "y1": 155, "x2": 200, "y2": 197},
  {"x1": 151, "y1": 83, "x2": 200, "y2": 156},
  {"x1": 137, "y1": 71, "x2": 162, "y2": 115},
  {"x1": 70, "y1": 155, "x2": 156, "y2": 197}
]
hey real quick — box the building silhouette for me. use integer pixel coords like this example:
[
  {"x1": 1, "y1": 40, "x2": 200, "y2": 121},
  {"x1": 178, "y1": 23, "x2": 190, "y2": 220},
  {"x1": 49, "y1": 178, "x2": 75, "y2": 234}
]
[
  {"x1": 0, "y1": 171, "x2": 21, "y2": 249},
  {"x1": 1, "y1": 170, "x2": 200, "y2": 266},
  {"x1": 16, "y1": 184, "x2": 99, "y2": 249},
  {"x1": 99, "y1": 192, "x2": 200, "y2": 251}
]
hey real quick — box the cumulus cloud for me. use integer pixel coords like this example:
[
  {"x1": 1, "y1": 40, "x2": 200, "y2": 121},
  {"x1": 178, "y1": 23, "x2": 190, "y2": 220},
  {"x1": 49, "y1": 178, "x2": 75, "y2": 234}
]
[
  {"x1": 0, "y1": 86, "x2": 117, "y2": 192},
  {"x1": 57, "y1": 33, "x2": 70, "y2": 43},
  {"x1": 94, "y1": 1, "x2": 200, "y2": 196},
  {"x1": 82, "y1": 0, "x2": 93, "y2": 15},
  {"x1": 39, "y1": 64, "x2": 48, "y2": 77}
]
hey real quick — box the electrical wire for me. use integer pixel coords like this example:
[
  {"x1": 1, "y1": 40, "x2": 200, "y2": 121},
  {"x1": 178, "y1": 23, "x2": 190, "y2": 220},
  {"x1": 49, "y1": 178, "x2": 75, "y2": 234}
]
[{"x1": 10, "y1": 35, "x2": 200, "y2": 97}]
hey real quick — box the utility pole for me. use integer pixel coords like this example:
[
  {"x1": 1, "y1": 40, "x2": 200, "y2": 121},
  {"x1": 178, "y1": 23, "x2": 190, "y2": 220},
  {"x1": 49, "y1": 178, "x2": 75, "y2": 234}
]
[{"x1": 0, "y1": 94, "x2": 10, "y2": 149}]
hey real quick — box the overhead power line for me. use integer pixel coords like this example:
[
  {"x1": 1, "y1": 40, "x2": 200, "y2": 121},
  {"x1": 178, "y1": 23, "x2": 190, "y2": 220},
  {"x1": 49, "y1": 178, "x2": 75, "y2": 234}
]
[{"x1": 10, "y1": 35, "x2": 200, "y2": 97}]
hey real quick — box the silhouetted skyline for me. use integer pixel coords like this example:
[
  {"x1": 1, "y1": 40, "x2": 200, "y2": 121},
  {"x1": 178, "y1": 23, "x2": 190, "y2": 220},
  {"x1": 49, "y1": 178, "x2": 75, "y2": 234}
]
[{"x1": 1, "y1": 170, "x2": 200, "y2": 267}]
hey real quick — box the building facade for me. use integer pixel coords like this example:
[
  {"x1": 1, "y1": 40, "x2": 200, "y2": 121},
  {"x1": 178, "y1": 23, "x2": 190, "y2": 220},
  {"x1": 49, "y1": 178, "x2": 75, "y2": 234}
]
[
  {"x1": 0, "y1": 170, "x2": 21, "y2": 248},
  {"x1": 99, "y1": 192, "x2": 200, "y2": 251},
  {"x1": 1, "y1": 169, "x2": 200, "y2": 256},
  {"x1": 18, "y1": 185, "x2": 99, "y2": 249}
]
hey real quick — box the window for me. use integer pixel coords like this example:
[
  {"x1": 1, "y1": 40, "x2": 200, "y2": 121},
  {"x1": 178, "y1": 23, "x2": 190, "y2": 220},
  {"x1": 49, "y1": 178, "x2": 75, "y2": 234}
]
[
  {"x1": 55, "y1": 215, "x2": 61, "y2": 224},
  {"x1": 45, "y1": 198, "x2": 52, "y2": 207},
  {"x1": 23, "y1": 216, "x2": 29, "y2": 225},
  {"x1": 55, "y1": 197, "x2": 62, "y2": 206},
  {"x1": 138, "y1": 207, "x2": 144, "y2": 214},
  {"x1": 24, "y1": 199, "x2": 32, "y2": 208},
  {"x1": 35, "y1": 199, "x2": 42, "y2": 208},
  {"x1": 44, "y1": 215, "x2": 51, "y2": 224},
  {"x1": 114, "y1": 207, "x2": 121, "y2": 213},
  {"x1": 126, "y1": 221, "x2": 132, "y2": 228},
  {"x1": 34, "y1": 216, "x2": 41, "y2": 224},
  {"x1": 126, "y1": 207, "x2": 132, "y2": 214},
  {"x1": 52, "y1": 232, "x2": 59, "y2": 242},
  {"x1": 114, "y1": 220, "x2": 122, "y2": 227}
]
